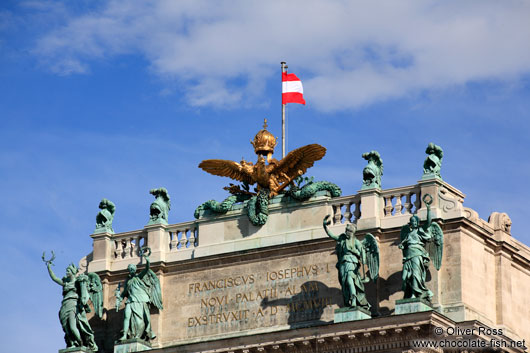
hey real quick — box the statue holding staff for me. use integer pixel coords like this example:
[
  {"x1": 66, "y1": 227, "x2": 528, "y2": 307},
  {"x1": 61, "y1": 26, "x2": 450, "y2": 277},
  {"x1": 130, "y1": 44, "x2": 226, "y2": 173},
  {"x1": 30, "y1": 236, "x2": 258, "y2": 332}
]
[
  {"x1": 115, "y1": 247, "x2": 163, "y2": 342},
  {"x1": 43, "y1": 251, "x2": 103, "y2": 351},
  {"x1": 399, "y1": 194, "x2": 444, "y2": 301},
  {"x1": 323, "y1": 216, "x2": 379, "y2": 310}
]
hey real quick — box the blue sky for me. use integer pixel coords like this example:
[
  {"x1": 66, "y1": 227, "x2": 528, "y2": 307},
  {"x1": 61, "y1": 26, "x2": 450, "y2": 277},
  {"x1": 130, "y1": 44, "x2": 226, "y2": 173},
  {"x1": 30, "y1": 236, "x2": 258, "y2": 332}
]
[{"x1": 1, "y1": 1, "x2": 530, "y2": 351}]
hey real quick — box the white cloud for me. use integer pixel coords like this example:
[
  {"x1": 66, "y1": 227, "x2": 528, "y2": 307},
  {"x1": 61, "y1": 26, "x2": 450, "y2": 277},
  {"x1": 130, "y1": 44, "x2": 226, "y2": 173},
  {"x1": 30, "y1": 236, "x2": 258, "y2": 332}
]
[{"x1": 33, "y1": 0, "x2": 530, "y2": 110}]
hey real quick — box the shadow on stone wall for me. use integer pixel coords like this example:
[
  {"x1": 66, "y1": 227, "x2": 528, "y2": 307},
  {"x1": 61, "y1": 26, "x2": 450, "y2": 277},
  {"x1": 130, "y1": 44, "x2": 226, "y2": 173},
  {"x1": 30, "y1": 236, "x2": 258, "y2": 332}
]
[{"x1": 260, "y1": 280, "x2": 342, "y2": 329}]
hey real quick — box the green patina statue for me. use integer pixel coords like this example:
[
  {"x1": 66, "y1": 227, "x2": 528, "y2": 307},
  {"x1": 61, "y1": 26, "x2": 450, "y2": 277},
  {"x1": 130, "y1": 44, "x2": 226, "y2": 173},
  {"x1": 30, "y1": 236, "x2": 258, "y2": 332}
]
[
  {"x1": 148, "y1": 188, "x2": 170, "y2": 225},
  {"x1": 399, "y1": 194, "x2": 443, "y2": 301},
  {"x1": 43, "y1": 251, "x2": 103, "y2": 351},
  {"x1": 361, "y1": 150, "x2": 383, "y2": 190},
  {"x1": 422, "y1": 143, "x2": 443, "y2": 179},
  {"x1": 195, "y1": 176, "x2": 341, "y2": 226},
  {"x1": 94, "y1": 198, "x2": 115, "y2": 234},
  {"x1": 323, "y1": 216, "x2": 379, "y2": 311},
  {"x1": 115, "y1": 247, "x2": 163, "y2": 342}
]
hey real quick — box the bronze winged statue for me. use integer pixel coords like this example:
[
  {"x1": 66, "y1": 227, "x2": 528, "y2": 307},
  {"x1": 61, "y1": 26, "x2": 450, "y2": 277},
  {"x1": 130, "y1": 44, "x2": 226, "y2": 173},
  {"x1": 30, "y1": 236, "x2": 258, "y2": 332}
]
[{"x1": 199, "y1": 119, "x2": 326, "y2": 197}]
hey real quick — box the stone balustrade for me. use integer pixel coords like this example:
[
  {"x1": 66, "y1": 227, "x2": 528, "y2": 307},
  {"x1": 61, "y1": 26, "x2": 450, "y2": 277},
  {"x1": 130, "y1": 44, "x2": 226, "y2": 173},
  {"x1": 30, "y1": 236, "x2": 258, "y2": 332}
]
[
  {"x1": 329, "y1": 194, "x2": 361, "y2": 225},
  {"x1": 380, "y1": 185, "x2": 421, "y2": 217},
  {"x1": 167, "y1": 221, "x2": 199, "y2": 251},
  {"x1": 113, "y1": 230, "x2": 147, "y2": 260},
  {"x1": 88, "y1": 178, "x2": 466, "y2": 273}
]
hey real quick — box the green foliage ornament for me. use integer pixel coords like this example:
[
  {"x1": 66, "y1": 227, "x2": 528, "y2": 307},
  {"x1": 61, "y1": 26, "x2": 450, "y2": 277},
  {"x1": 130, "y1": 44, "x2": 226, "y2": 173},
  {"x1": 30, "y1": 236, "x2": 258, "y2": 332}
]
[
  {"x1": 287, "y1": 176, "x2": 342, "y2": 200},
  {"x1": 247, "y1": 188, "x2": 270, "y2": 226},
  {"x1": 194, "y1": 177, "x2": 341, "y2": 226}
]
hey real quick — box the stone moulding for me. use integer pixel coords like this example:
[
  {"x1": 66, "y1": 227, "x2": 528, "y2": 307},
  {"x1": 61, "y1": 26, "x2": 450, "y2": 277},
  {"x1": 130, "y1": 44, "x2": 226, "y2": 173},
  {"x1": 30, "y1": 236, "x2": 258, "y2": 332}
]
[{"x1": 145, "y1": 311, "x2": 525, "y2": 353}]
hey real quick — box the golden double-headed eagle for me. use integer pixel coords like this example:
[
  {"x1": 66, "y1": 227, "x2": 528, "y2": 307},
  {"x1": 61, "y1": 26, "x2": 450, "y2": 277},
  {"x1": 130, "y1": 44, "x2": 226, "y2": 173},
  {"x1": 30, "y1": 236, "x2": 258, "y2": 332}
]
[{"x1": 199, "y1": 120, "x2": 326, "y2": 197}]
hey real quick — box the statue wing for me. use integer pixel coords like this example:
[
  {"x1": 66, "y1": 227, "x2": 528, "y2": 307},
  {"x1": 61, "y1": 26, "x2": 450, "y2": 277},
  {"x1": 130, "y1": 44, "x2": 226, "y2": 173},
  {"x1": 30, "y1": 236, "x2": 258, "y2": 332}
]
[
  {"x1": 271, "y1": 144, "x2": 326, "y2": 182},
  {"x1": 426, "y1": 222, "x2": 444, "y2": 270},
  {"x1": 199, "y1": 159, "x2": 254, "y2": 185},
  {"x1": 362, "y1": 233, "x2": 379, "y2": 280},
  {"x1": 142, "y1": 269, "x2": 163, "y2": 310},
  {"x1": 87, "y1": 272, "x2": 104, "y2": 318}
]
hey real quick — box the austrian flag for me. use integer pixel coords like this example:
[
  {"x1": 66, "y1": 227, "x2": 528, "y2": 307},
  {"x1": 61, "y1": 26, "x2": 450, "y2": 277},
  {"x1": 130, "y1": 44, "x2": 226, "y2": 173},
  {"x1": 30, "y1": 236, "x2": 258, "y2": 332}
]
[{"x1": 282, "y1": 72, "x2": 306, "y2": 105}]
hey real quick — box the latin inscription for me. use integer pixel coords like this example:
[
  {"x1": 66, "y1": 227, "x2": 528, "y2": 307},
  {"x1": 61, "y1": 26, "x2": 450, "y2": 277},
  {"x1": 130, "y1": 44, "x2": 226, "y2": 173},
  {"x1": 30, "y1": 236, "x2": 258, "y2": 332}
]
[{"x1": 186, "y1": 263, "x2": 334, "y2": 328}]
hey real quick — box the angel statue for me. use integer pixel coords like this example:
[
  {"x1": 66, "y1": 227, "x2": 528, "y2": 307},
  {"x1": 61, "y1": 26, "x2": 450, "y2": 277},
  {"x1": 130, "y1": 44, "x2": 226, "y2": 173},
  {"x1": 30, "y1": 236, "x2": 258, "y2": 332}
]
[
  {"x1": 422, "y1": 142, "x2": 443, "y2": 179},
  {"x1": 43, "y1": 251, "x2": 103, "y2": 351},
  {"x1": 399, "y1": 194, "x2": 443, "y2": 301},
  {"x1": 323, "y1": 216, "x2": 379, "y2": 311},
  {"x1": 116, "y1": 247, "x2": 163, "y2": 342}
]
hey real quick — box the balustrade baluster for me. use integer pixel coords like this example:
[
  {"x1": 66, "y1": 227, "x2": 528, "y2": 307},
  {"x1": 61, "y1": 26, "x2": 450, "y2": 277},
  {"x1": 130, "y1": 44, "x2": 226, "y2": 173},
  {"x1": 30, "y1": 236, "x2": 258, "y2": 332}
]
[
  {"x1": 180, "y1": 230, "x2": 188, "y2": 248},
  {"x1": 188, "y1": 228, "x2": 196, "y2": 248},
  {"x1": 170, "y1": 232, "x2": 178, "y2": 251},
  {"x1": 353, "y1": 200, "x2": 361, "y2": 221},
  {"x1": 395, "y1": 195, "x2": 403, "y2": 214},
  {"x1": 333, "y1": 204, "x2": 343, "y2": 224},
  {"x1": 384, "y1": 196, "x2": 394, "y2": 216},
  {"x1": 122, "y1": 239, "x2": 131, "y2": 258},
  {"x1": 404, "y1": 194, "x2": 412, "y2": 214},
  {"x1": 414, "y1": 191, "x2": 421, "y2": 211},
  {"x1": 343, "y1": 203, "x2": 352, "y2": 223}
]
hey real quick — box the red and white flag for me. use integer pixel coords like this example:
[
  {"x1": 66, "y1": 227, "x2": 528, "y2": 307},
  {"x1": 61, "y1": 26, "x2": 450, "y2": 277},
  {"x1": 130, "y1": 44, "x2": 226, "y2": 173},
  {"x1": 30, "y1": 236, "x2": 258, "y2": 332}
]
[{"x1": 282, "y1": 72, "x2": 306, "y2": 105}]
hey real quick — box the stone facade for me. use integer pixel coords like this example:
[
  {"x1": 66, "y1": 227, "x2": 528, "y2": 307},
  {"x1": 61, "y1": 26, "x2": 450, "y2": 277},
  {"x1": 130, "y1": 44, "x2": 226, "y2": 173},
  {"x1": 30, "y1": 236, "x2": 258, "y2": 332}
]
[{"x1": 84, "y1": 179, "x2": 530, "y2": 352}]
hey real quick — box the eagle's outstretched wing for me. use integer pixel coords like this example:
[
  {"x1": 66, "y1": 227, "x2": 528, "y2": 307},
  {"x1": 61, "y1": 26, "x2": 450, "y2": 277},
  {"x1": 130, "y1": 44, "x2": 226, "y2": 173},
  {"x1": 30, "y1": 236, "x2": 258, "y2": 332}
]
[
  {"x1": 271, "y1": 144, "x2": 326, "y2": 183},
  {"x1": 199, "y1": 159, "x2": 255, "y2": 185}
]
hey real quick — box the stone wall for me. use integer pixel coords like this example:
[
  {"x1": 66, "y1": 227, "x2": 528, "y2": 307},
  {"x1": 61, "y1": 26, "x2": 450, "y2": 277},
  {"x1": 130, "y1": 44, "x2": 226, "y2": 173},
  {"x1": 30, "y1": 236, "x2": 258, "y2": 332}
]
[{"x1": 86, "y1": 179, "x2": 530, "y2": 351}]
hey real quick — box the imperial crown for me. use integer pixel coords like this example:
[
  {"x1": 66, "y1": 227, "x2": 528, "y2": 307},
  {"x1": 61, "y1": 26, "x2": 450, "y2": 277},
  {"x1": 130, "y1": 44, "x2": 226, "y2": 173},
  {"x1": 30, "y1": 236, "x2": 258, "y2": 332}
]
[{"x1": 251, "y1": 119, "x2": 277, "y2": 157}]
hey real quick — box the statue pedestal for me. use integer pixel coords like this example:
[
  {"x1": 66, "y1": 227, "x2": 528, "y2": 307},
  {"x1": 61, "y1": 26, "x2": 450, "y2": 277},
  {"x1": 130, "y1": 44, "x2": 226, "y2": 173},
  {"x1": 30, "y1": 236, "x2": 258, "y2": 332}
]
[
  {"x1": 59, "y1": 347, "x2": 93, "y2": 353},
  {"x1": 114, "y1": 339, "x2": 151, "y2": 353},
  {"x1": 334, "y1": 307, "x2": 371, "y2": 323},
  {"x1": 395, "y1": 298, "x2": 433, "y2": 315}
]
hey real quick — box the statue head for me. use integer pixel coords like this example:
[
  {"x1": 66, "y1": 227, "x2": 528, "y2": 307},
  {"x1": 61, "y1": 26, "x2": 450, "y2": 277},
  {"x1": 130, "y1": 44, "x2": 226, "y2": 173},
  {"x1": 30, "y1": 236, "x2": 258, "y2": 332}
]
[
  {"x1": 409, "y1": 215, "x2": 420, "y2": 229},
  {"x1": 127, "y1": 264, "x2": 137, "y2": 276},
  {"x1": 345, "y1": 223, "x2": 357, "y2": 238}
]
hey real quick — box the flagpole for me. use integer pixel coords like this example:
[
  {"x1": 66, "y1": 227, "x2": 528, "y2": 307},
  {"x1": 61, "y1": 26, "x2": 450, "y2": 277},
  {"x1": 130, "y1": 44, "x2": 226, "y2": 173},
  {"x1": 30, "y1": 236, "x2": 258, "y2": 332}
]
[{"x1": 281, "y1": 61, "x2": 287, "y2": 158}]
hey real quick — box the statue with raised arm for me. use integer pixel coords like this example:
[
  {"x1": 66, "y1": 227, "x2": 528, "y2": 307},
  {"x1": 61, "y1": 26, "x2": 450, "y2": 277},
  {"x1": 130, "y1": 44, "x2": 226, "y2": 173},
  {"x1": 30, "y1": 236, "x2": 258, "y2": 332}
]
[
  {"x1": 148, "y1": 188, "x2": 171, "y2": 225},
  {"x1": 399, "y1": 194, "x2": 444, "y2": 301},
  {"x1": 422, "y1": 143, "x2": 443, "y2": 179},
  {"x1": 116, "y1": 247, "x2": 163, "y2": 342},
  {"x1": 361, "y1": 150, "x2": 383, "y2": 190},
  {"x1": 322, "y1": 216, "x2": 379, "y2": 311},
  {"x1": 43, "y1": 251, "x2": 103, "y2": 351},
  {"x1": 95, "y1": 198, "x2": 115, "y2": 234}
]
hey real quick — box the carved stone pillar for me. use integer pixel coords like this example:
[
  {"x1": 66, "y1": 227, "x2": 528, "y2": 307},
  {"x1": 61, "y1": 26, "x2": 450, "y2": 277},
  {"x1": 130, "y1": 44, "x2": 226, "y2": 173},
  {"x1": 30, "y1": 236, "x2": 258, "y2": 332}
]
[
  {"x1": 145, "y1": 223, "x2": 169, "y2": 263},
  {"x1": 357, "y1": 188, "x2": 382, "y2": 231},
  {"x1": 89, "y1": 231, "x2": 113, "y2": 272}
]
